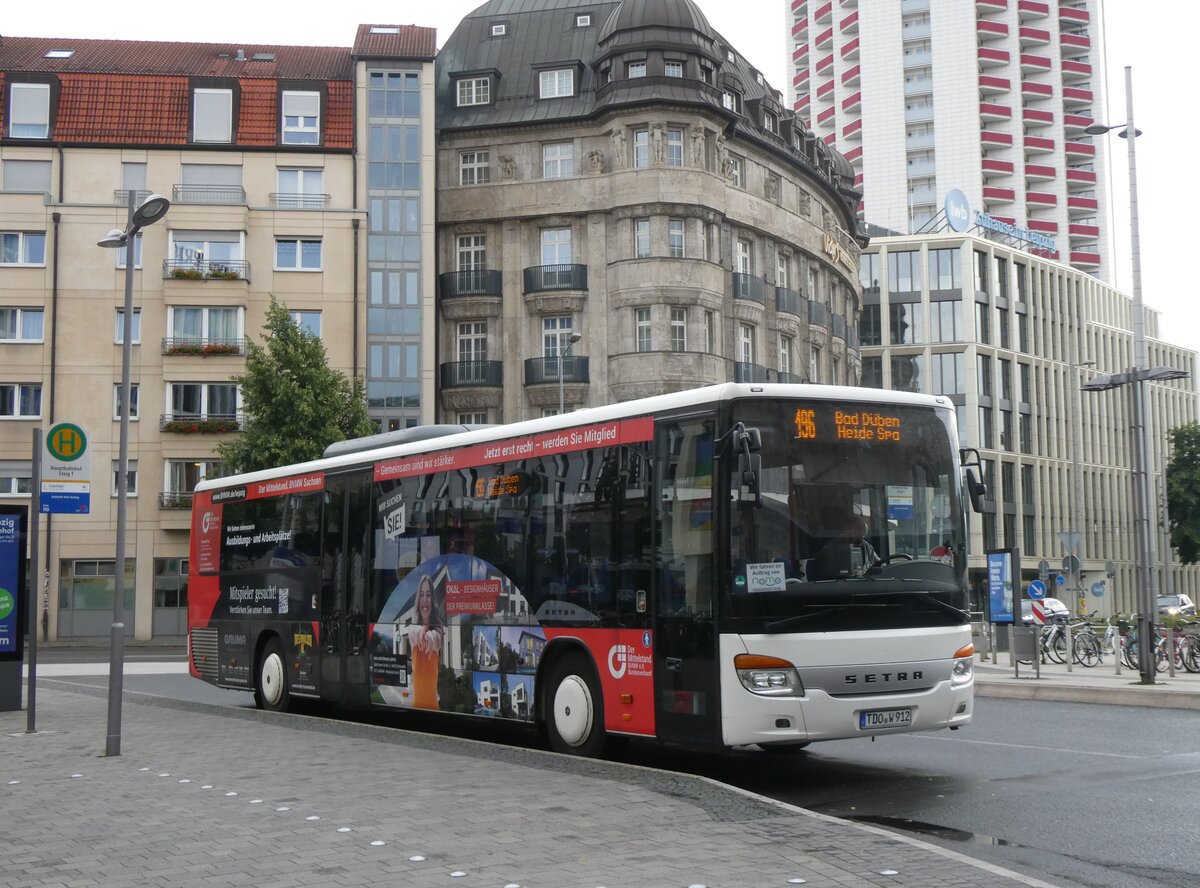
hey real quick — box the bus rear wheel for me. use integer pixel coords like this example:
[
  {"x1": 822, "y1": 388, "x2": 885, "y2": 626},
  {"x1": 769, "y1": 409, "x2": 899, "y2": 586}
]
[
  {"x1": 544, "y1": 651, "x2": 606, "y2": 757},
  {"x1": 255, "y1": 638, "x2": 290, "y2": 712}
]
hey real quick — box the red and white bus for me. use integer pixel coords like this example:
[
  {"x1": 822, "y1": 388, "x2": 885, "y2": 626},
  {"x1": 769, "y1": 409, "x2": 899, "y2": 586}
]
[{"x1": 188, "y1": 383, "x2": 976, "y2": 755}]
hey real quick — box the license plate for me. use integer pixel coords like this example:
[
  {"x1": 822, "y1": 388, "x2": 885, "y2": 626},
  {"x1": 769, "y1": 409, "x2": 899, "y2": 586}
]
[{"x1": 859, "y1": 707, "x2": 912, "y2": 729}]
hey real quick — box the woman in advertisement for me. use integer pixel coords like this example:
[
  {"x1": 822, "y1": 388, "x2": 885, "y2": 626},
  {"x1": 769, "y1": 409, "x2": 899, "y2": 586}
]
[{"x1": 408, "y1": 574, "x2": 444, "y2": 709}]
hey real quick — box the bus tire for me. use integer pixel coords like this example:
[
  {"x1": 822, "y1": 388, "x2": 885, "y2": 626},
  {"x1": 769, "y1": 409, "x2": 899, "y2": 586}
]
[
  {"x1": 544, "y1": 651, "x2": 607, "y2": 757},
  {"x1": 254, "y1": 637, "x2": 290, "y2": 712},
  {"x1": 761, "y1": 743, "x2": 810, "y2": 755}
]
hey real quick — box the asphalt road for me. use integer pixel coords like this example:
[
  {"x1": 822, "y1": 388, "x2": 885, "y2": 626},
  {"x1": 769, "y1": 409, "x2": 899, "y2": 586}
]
[{"x1": 29, "y1": 651, "x2": 1198, "y2": 888}]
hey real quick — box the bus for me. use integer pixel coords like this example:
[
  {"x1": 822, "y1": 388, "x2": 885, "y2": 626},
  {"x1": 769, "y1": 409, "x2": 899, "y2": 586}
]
[{"x1": 188, "y1": 383, "x2": 979, "y2": 755}]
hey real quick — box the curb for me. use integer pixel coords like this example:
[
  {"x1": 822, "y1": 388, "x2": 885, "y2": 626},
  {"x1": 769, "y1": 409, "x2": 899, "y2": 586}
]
[{"x1": 974, "y1": 677, "x2": 1200, "y2": 709}]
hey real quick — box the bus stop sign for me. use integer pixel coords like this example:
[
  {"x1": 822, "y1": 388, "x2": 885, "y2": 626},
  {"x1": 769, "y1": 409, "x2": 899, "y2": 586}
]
[{"x1": 41, "y1": 422, "x2": 91, "y2": 514}]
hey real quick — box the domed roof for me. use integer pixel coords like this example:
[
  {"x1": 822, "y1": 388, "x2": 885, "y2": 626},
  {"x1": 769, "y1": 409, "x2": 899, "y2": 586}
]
[{"x1": 598, "y1": 0, "x2": 718, "y2": 42}]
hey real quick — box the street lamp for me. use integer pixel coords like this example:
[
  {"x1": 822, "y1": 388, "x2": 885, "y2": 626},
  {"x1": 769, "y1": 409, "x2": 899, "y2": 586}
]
[
  {"x1": 97, "y1": 191, "x2": 170, "y2": 755},
  {"x1": 1067, "y1": 356, "x2": 1095, "y2": 615},
  {"x1": 558, "y1": 331, "x2": 583, "y2": 416},
  {"x1": 1081, "y1": 67, "x2": 1184, "y2": 683}
]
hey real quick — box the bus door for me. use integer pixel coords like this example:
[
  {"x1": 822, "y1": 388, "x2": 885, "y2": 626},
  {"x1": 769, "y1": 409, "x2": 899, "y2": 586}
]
[
  {"x1": 319, "y1": 470, "x2": 372, "y2": 707},
  {"x1": 652, "y1": 416, "x2": 721, "y2": 746}
]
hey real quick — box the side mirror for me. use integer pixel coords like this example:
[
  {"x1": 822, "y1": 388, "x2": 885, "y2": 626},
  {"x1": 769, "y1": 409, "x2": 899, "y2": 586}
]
[
  {"x1": 738, "y1": 450, "x2": 762, "y2": 506},
  {"x1": 965, "y1": 468, "x2": 986, "y2": 514}
]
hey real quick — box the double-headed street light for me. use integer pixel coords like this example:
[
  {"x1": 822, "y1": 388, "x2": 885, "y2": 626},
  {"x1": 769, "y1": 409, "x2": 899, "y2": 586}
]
[
  {"x1": 97, "y1": 191, "x2": 170, "y2": 755},
  {"x1": 558, "y1": 331, "x2": 583, "y2": 416}
]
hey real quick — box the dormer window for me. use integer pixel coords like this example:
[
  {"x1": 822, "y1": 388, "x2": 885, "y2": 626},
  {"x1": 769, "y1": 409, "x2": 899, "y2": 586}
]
[
  {"x1": 539, "y1": 68, "x2": 575, "y2": 99},
  {"x1": 727, "y1": 50, "x2": 736, "y2": 62},
  {"x1": 576, "y1": 13, "x2": 591, "y2": 27},
  {"x1": 764, "y1": 110, "x2": 779, "y2": 134},
  {"x1": 456, "y1": 76, "x2": 492, "y2": 107},
  {"x1": 44, "y1": 49, "x2": 75, "y2": 59},
  {"x1": 491, "y1": 23, "x2": 507, "y2": 37},
  {"x1": 700, "y1": 63, "x2": 714, "y2": 85},
  {"x1": 628, "y1": 61, "x2": 647, "y2": 79},
  {"x1": 665, "y1": 61, "x2": 684, "y2": 78},
  {"x1": 722, "y1": 91, "x2": 742, "y2": 114},
  {"x1": 8, "y1": 83, "x2": 51, "y2": 139}
]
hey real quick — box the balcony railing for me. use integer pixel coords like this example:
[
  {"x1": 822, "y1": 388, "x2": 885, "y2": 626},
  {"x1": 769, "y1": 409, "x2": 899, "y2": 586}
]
[
  {"x1": 731, "y1": 272, "x2": 767, "y2": 303},
  {"x1": 163, "y1": 259, "x2": 250, "y2": 282},
  {"x1": 171, "y1": 184, "x2": 246, "y2": 205},
  {"x1": 523, "y1": 264, "x2": 587, "y2": 294},
  {"x1": 158, "y1": 492, "x2": 195, "y2": 510},
  {"x1": 734, "y1": 362, "x2": 770, "y2": 383},
  {"x1": 809, "y1": 301, "x2": 830, "y2": 326},
  {"x1": 440, "y1": 269, "x2": 503, "y2": 298},
  {"x1": 775, "y1": 286, "x2": 805, "y2": 317},
  {"x1": 440, "y1": 360, "x2": 503, "y2": 389},
  {"x1": 832, "y1": 313, "x2": 847, "y2": 339},
  {"x1": 113, "y1": 189, "x2": 151, "y2": 206},
  {"x1": 847, "y1": 326, "x2": 860, "y2": 350},
  {"x1": 270, "y1": 192, "x2": 331, "y2": 209},
  {"x1": 523, "y1": 356, "x2": 590, "y2": 385},
  {"x1": 777, "y1": 371, "x2": 808, "y2": 385},
  {"x1": 160, "y1": 413, "x2": 244, "y2": 433},
  {"x1": 161, "y1": 337, "x2": 246, "y2": 356}
]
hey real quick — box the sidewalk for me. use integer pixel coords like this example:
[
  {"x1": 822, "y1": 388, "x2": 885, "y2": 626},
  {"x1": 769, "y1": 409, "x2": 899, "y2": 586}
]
[
  {"x1": 973, "y1": 652, "x2": 1200, "y2": 709},
  {"x1": 2, "y1": 683, "x2": 1067, "y2": 888}
]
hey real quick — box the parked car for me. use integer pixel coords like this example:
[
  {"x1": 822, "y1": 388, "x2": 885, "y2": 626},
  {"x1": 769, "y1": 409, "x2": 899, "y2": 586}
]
[
  {"x1": 1157, "y1": 594, "x2": 1196, "y2": 616},
  {"x1": 1021, "y1": 596, "x2": 1071, "y2": 625}
]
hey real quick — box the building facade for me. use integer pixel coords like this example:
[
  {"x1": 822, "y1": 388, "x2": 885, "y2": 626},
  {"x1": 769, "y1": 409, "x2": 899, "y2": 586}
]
[
  {"x1": 786, "y1": 0, "x2": 1112, "y2": 281},
  {"x1": 0, "y1": 27, "x2": 437, "y2": 639},
  {"x1": 435, "y1": 0, "x2": 865, "y2": 422},
  {"x1": 858, "y1": 227, "x2": 1199, "y2": 616}
]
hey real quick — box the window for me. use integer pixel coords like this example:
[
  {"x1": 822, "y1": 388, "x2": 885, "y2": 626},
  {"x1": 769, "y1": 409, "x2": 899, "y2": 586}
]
[
  {"x1": 700, "y1": 63, "x2": 714, "y2": 85},
  {"x1": 458, "y1": 412, "x2": 489, "y2": 425},
  {"x1": 735, "y1": 238, "x2": 752, "y2": 274},
  {"x1": 722, "y1": 91, "x2": 742, "y2": 113},
  {"x1": 9, "y1": 83, "x2": 50, "y2": 138},
  {"x1": 860, "y1": 305, "x2": 882, "y2": 346},
  {"x1": 705, "y1": 310, "x2": 716, "y2": 353},
  {"x1": 457, "y1": 234, "x2": 487, "y2": 273},
  {"x1": 179, "y1": 163, "x2": 243, "y2": 205},
  {"x1": 930, "y1": 300, "x2": 963, "y2": 343},
  {"x1": 887, "y1": 250, "x2": 921, "y2": 292},
  {"x1": 193, "y1": 88, "x2": 232, "y2": 143},
  {"x1": 542, "y1": 142, "x2": 573, "y2": 178},
  {"x1": 628, "y1": 61, "x2": 647, "y2": 79},
  {"x1": 576, "y1": 14, "x2": 591, "y2": 27},
  {"x1": 115, "y1": 308, "x2": 142, "y2": 344},
  {"x1": 457, "y1": 321, "x2": 488, "y2": 363},
  {"x1": 779, "y1": 335, "x2": 794, "y2": 376},
  {"x1": 635, "y1": 308, "x2": 652, "y2": 352},
  {"x1": 930, "y1": 352, "x2": 965, "y2": 395},
  {"x1": 633, "y1": 129, "x2": 650, "y2": 168},
  {"x1": 168, "y1": 383, "x2": 238, "y2": 419},
  {"x1": 729, "y1": 155, "x2": 744, "y2": 188},
  {"x1": 764, "y1": 111, "x2": 778, "y2": 134},
  {"x1": 665, "y1": 61, "x2": 684, "y2": 78},
  {"x1": 44, "y1": 49, "x2": 75, "y2": 59},
  {"x1": 491, "y1": 23, "x2": 507, "y2": 36},
  {"x1": 539, "y1": 69, "x2": 574, "y2": 99},
  {"x1": 169, "y1": 306, "x2": 240, "y2": 345},
  {"x1": 276, "y1": 168, "x2": 325, "y2": 209},
  {"x1": 634, "y1": 218, "x2": 650, "y2": 258},
  {"x1": 861, "y1": 356, "x2": 883, "y2": 388},
  {"x1": 165, "y1": 459, "x2": 218, "y2": 498},
  {"x1": 116, "y1": 234, "x2": 142, "y2": 269},
  {"x1": 775, "y1": 252, "x2": 789, "y2": 289},
  {"x1": 668, "y1": 218, "x2": 685, "y2": 258},
  {"x1": 540, "y1": 228, "x2": 571, "y2": 265},
  {"x1": 457, "y1": 77, "x2": 491, "y2": 107},
  {"x1": 113, "y1": 383, "x2": 139, "y2": 420},
  {"x1": 543, "y1": 316, "x2": 574, "y2": 359},
  {"x1": 111, "y1": 459, "x2": 138, "y2": 497},
  {"x1": 928, "y1": 249, "x2": 961, "y2": 290},
  {"x1": 889, "y1": 301, "x2": 923, "y2": 344},
  {"x1": 666, "y1": 129, "x2": 683, "y2": 166},
  {"x1": 171, "y1": 231, "x2": 243, "y2": 267},
  {"x1": 0, "y1": 308, "x2": 44, "y2": 342},
  {"x1": 670, "y1": 308, "x2": 687, "y2": 351},
  {"x1": 891, "y1": 355, "x2": 922, "y2": 393},
  {"x1": 739, "y1": 324, "x2": 756, "y2": 364},
  {"x1": 58, "y1": 559, "x2": 133, "y2": 611},
  {"x1": 2, "y1": 159, "x2": 51, "y2": 193},
  {"x1": 275, "y1": 238, "x2": 323, "y2": 271},
  {"x1": 0, "y1": 461, "x2": 32, "y2": 496},
  {"x1": 0, "y1": 383, "x2": 41, "y2": 418},
  {"x1": 1, "y1": 232, "x2": 46, "y2": 265},
  {"x1": 460, "y1": 151, "x2": 490, "y2": 186},
  {"x1": 290, "y1": 310, "x2": 321, "y2": 337},
  {"x1": 281, "y1": 91, "x2": 320, "y2": 144}
]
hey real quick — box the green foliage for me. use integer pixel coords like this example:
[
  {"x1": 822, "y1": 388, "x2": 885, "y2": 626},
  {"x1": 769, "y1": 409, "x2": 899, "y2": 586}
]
[
  {"x1": 216, "y1": 298, "x2": 372, "y2": 474},
  {"x1": 1166, "y1": 422, "x2": 1200, "y2": 564}
]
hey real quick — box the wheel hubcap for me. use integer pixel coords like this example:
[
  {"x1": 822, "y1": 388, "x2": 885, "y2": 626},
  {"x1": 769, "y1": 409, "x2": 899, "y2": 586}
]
[
  {"x1": 261, "y1": 653, "x2": 284, "y2": 706},
  {"x1": 553, "y1": 675, "x2": 592, "y2": 747}
]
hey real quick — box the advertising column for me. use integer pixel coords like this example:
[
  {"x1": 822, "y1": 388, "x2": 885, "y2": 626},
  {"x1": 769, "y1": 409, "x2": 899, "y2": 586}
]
[{"x1": 0, "y1": 505, "x2": 28, "y2": 711}]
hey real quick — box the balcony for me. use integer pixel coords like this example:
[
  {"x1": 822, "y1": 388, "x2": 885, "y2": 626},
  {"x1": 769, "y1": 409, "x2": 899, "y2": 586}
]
[
  {"x1": 171, "y1": 184, "x2": 245, "y2": 206},
  {"x1": 841, "y1": 64, "x2": 860, "y2": 86},
  {"x1": 1061, "y1": 33, "x2": 1090, "y2": 55},
  {"x1": 814, "y1": 0, "x2": 832, "y2": 22},
  {"x1": 842, "y1": 118, "x2": 862, "y2": 139},
  {"x1": 1019, "y1": 26, "x2": 1050, "y2": 46},
  {"x1": 978, "y1": 47, "x2": 1010, "y2": 67},
  {"x1": 809, "y1": 301, "x2": 830, "y2": 327},
  {"x1": 271, "y1": 192, "x2": 331, "y2": 210},
  {"x1": 792, "y1": 0, "x2": 807, "y2": 12},
  {"x1": 791, "y1": 19, "x2": 808, "y2": 39},
  {"x1": 1026, "y1": 190, "x2": 1057, "y2": 207},
  {"x1": 816, "y1": 79, "x2": 836, "y2": 100},
  {"x1": 905, "y1": 75, "x2": 934, "y2": 97},
  {"x1": 114, "y1": 189, "x2": 151, "y2": 206},
  {"x1": 1024, "y1": 135, "x2": 1055, "y2": 154},
  {"x1": 158, "y1": 492, "x2": 195, "y2": 511},
  {"x1": 1022, "y1": 80, "x2": 1053, "y2": 99},
  {"x1": 977, "y1": 20, "x2": 1009, "y2": 39},
  {"x1": 982, "y1": 158, "x2": 1014, "y2": 176},
  {"x1": 792, "y1": 44, "x2": 810, "y2": 64},
  {"x1": 978, "y1": 75, "x2": 1010, "y2": 95},
  {"x1": 977, "y1": 0, "x2": 1007, "y2": 8},
  {"x1": 1060, "y1": 5, "x2": 1089, "y2": 24},
  {"x1": 841, "y1": 37, "x2": 860, "y2": 60},
  {"x1": 1070, "y1": 251, "x2": 1101, "y2": 268},
  {"x1": 980, "y1": 131, "x2": 1014, "y2": 147},
  {"x1": 816, "y1": 106, "x2": 836, "y2": 126},
  {"x1": 1024, "y1": 162, "x2": 1055, "y2": 180},
  {"x1": 162, "y1": 259, "x2": 250, "y2": 282},
  {"x1": 522, "y1": 264, "x2": 587, "y2": 294},
  {"x1": 1062, "y1": 87, "x2": 1094, "y2": 108},
  {"x1": 1065, "y1": 141, "x2": 1095, "y2": 158},
  {"x1": 846, "y1": 326, "x2": 860, "y2": 350},
  {"x1": 732, "y1": 272, "x2": 768, "y2": 303},
  {"x1": 815, "y1": 26, "x2": 834, "y2": 49},
  {"x1": 1061, "y1": 60, "x2": 1091, "y2": 81},
  {"x1": 983, "y1": 186, "x2": 1015, "y2": 204},
  {"x1": 1063, "y1": 114, "x2": 1092, "y2": 134},
  {"x1": 1068, "y1": 195, "x2": 1099, "y2": 214},
  {"x1": 1066, "y1": 168, "x2": 1097, "y2": 187},
  {"x1": 1017, "y1": 0, "x2": 1049, "y2": 20},
  {"x1": 793, "y1": 69, "x2": 811, "y2": 89},
  {"x1": 840, "y1": 10, "x2": 859, "y2": 32},
  {"x1": 831, "y1": 314, "x2": 847, "y2": 340},
  {"x1": 161, "y1": 337, "x2": 245, "y2": 357},
  {"x1": 842, "y1": 90, "x2": 861, "y2": 111},
  {"x1": 439, "y1": 360, "x2": 503, "y2": 390},
  {"x1": 1026, "y1": 219, "x2": 1058, "y2": 234},
  {"x1": 1069, "y1": 223, "x2": 1100, "y2": 239},
  {"x1": 734, "y1": 362, "x2": 771, "y2": 384},
  {"x1": 776, "y1": 287, "x2": 805, "y2": 317},
  {"x1": 980, "y1": 102, "x2": 1011, "y2": 121},
  {"x1": 1020, "y1": 53, "x2": 1051, "y2": 73},
  {"x1": 439, "y1": 269, "x2": 503, "y2": 298},
  {"x1": 160, "y1": 413, "x2": 243, "y2": 434},
  {"x1": 815, "y1": 52, "x2": 835, "y2": 74},
  {"x1": 523, "y1": 356, "x2": 590, "y2": 386},
  {"x1": 1023, "y1": 108, "x2": 1053, "y2": 127},
  {"x1": 843, "y1": 145, "x2": 863, "y2": 163}
]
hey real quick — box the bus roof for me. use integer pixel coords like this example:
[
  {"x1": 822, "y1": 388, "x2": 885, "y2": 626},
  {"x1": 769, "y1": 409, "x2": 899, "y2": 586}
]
[{"x1": 194, "y1": 383, "x2": 953, "y2": 493}]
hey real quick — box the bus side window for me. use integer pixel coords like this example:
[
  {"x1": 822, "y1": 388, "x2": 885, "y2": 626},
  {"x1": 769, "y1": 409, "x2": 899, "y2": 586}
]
[{"x1": 659, "y1": 418, "x2": 715, "y2": 617}]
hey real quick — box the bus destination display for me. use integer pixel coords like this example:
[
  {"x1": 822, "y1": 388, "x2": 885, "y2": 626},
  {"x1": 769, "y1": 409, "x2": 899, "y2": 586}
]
[{"x1": 794, "y1": 406, "x2": 903, "y2": 442}]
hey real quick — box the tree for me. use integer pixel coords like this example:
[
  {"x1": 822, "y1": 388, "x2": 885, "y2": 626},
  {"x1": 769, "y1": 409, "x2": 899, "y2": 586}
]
[
  {"x1": 216, "y1": 298, "x2": 372, "y2": 473},
  {"x1": 1165, "y1": 422, "x2": 1200, "y2": 564}
]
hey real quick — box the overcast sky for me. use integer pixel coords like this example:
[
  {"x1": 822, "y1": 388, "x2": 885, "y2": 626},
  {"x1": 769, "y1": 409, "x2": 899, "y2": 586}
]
[{"x1": 6, "y1": 0, "x2": 1196, "y2": 355}]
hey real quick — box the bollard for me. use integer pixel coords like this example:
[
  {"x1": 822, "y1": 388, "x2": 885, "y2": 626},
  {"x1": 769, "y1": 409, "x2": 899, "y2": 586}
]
[{"x1": 1065, "y1": 622, "x2": 1073, "y2": 673}]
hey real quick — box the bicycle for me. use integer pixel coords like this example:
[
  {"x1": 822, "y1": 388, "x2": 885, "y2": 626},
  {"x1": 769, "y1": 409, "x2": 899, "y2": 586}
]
[{"x1": 1069, "y1": 612, "x2": 1103, "y2": 667}]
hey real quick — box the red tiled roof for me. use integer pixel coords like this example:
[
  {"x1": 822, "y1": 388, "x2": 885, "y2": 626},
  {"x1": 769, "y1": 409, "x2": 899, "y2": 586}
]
[
  {"x1": 325, "y1": 81, "x2": 354, "y2": 150},
  {"x1": 237, "y1": 79, "x2": 277, "y2": 146},
  {"x1": 54, "y1": 73, "x2": 189, "y2": 143},
  {"x1": 352, "y1": 25, "x2": 437, "y2": 60}
]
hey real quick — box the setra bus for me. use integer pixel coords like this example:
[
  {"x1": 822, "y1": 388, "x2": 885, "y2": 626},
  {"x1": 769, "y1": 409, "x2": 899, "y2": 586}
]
[{"x1": 187, "y1": 383, "x2": 980, "y2": 755}]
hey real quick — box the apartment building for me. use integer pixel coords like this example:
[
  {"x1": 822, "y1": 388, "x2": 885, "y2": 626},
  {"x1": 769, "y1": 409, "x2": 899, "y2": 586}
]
[
  {"x1": 0, "y1": 27, "x2": 437, "y2": 639},
  {"x1": 858, "y1": 227, "x2": 1199, "y2": 615},
  {"x1": 434, "y1": 0, "x2": 865, "y2": 421},
  {"x1": 787, "y1": 0, "x2": 1112, "y2": 281}
]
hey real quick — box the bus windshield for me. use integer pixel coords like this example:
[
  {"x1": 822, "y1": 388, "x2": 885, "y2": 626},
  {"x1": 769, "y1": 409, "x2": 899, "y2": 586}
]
[{"x1": 725, "y1": 398, "x2": 968, "y2": 632}]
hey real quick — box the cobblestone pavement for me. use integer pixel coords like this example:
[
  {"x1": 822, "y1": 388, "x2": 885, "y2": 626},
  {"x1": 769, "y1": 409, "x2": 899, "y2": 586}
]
[{"x1": 2, "y1": 683, "x2": 1071, "y2": 888}]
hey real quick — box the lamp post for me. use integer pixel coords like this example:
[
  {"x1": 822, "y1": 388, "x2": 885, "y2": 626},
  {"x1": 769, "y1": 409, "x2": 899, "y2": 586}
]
[
  {"x1": 558, "y1": 331, "x2": 582, "y2": 416},
  {"x1": 97, "y1": 191, "x2": 170, "y2": 755},
  {"x1": 1067, "y1": 354, "x2": 1095, "y2": 616}
]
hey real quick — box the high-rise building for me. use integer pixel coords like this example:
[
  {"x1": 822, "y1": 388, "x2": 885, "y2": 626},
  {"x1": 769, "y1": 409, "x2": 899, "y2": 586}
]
[{"x1": 786, "y1": 0, "x2": 1112, "y2": 282}]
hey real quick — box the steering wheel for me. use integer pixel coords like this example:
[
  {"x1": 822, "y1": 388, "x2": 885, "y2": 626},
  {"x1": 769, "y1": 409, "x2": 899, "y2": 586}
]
[{"x1": 875, "y1": 553, "x2": 914, "y2": 566}]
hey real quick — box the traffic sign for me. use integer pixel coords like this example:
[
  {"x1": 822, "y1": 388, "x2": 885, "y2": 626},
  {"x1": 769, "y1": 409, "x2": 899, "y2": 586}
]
[
  {"x1": 1062, "y1": 554, "x2": 1080, "y2": 575},
  {"x1": 41, "y1": 421, "x2": 90, "y2": 514},
  {"x1": 1059, "y1": 531, "x2": 1081, "y2": 554},
  {"x1": 1038, "y1": 559, "x2": 1050, "y2": 581},
  {"x1": 1091, "y1": 581, "x2": 1105, "y2": 598},
  {"x1": 1027, "y1": 579, "x2": 1047, "y2": 600},
  {"x1": 1054, "y1": 573, "x2": 1066, "y2": 586}
]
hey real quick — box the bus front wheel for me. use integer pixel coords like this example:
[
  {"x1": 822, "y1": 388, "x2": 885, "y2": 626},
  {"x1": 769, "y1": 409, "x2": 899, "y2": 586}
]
[
  {"x1": 544, "y1": 652, "x2": 607, "y2": 757},
  {"x1": 255, "y1": 638, "x2": 291, "y2": 712}
]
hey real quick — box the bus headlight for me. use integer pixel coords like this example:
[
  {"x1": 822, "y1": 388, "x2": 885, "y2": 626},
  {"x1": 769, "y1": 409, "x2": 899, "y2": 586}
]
[
  {"x1": 735, "y1": 654, "x2": 804, "y2": 697},
  {"x1": 951, "y1": 643, "x2": 974, "y2": 686}
]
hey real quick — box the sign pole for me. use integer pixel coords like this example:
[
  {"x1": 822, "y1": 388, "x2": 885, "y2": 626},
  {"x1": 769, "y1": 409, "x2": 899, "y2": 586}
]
[{"x1": 27, "y1": 429, "x2": 41, "y2": 732}]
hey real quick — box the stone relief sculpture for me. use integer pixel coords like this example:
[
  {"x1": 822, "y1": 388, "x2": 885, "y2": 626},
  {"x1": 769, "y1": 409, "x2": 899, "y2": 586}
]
[
  {"x1": 500, "y1": 156, "x2": 516, "y2": 179},
  {"x1": 765, "y1": 176, "x2": 779, "y2": 200},
  {"x1": 610, "y1": 127, "x2": 626, "y2": 169},
  {"x1": 690, "y1": 126, "x2": 706, "y2": 166},
  {"x1": 715, "y1": 134, "x2": 731, "y2": 178},
  {"x1": 651, "y1": 124, "x2": 665, "y2": 164},
  {"x1": 587, "y1": 150, "x2": 604, "y2": 172}
]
